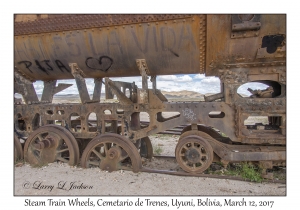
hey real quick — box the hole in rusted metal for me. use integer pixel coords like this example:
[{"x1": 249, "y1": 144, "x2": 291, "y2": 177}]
[
  {"x1": 70, "y1": 113, "x2": 81, "y2": 132},
  {"x1": 140, "y1": 112, "x2": 150, "y2": 128},
  {"x1": 116, "y1": 109, "x2": 124, "y2": 114},
  {"x1": 88, "y1": 112, "x2": 97, "y2": 132},
  {"x1": 125, "y1": 88, "x2": 130, "y2": 98},
  {"x1": 32, "y1": 113, "x2": 41, "y2": 130},
  {"x1": 244, "y1": 116, "x2": 281, "y2": 131},
  {"x1": 46, "y1": 110, "x2": 54, "y2": 115},
  {"x1": 261, "y1": 34, "x2": 285, "y2": 54},
  {"x1": 104, "y1": 110, "x2": 112, "y2": 115},
  {"x1": 237, "y1": 81, "x2": 282, "y2": 98},
  {"x1": 17, "y1": 113, "x2": 26, "y2": 131},
  {"x1": 57, "y1": 110, "x2": 65, "y2": 115},
  {"x1": 208, "y1": 111, "x2": 225, "y2": 118},
  {"x1": 104, "y1": 120, "x2": 117, "y2": 133},
  {"x1": 156, "y1": 112, "x2": 180, "y2": 122}
]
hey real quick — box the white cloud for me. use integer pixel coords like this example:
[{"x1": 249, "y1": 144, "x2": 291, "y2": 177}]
[
  {"x1": 194, "y1": 74, "x2": 205, "y2": 80},
  {"x1": 157, "y1": 75, "x2": 177, "y2": 81}
]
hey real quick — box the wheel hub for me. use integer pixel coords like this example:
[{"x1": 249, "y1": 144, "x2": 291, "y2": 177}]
[
  {"x1": 100, "y1": 146, "x2": 122, "y2": 172},
  {"x1": 185, "y1": 148, "x2": 201, "y2": 164}
]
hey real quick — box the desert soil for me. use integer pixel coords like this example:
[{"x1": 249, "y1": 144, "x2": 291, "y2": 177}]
[{"x1": 14, "y1": 134, "x2": 286, "y2": 196}]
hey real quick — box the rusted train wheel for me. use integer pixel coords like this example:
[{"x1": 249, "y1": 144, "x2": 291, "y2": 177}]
[
  {"x1": 14, "y1": 134, "x2": 23, "y2": 162},
  {"x1": 140, "y1": 137, "x2": 153, "y2": 159},
  {"x1": 81, "y1": 133, "x2": 142, "y2": 173},
  {"x1": 175, "y1": 135, "x2": 213, "y2": 173},
  {"x1": 24, "y1": 126, "x2": 79, "y2": 167},
  {"x1": 42, "y1": 124, "x2": 80, "y2": 164}
]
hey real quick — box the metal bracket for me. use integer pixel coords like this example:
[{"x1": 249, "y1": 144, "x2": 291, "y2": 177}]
[
  {"x1": 231, "y1": 15, "x2": 261, "y2": 39},
  {"x1": 41, "y1": 80, "x2": 73, "y2": 103},
  {"x1": 105, "y1": 78, "x2": 133, "y2": 105},
  {"x1": 69, "y1": 63, "x2": 100, "y2": 104},
  {"x1": 136, "y1": 59, "x2": 149, "y2": 104},
  {"x1": 14, "y1": 70, "x2": 39, "y2": 105}
]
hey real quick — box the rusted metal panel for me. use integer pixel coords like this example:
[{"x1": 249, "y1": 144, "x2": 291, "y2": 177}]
[
  {"x1": 206, "y1": 14, "x2": 286, "y2": 76},
  {"x1": 14, "y1": 14, "x2": 206, "y2": 80}
]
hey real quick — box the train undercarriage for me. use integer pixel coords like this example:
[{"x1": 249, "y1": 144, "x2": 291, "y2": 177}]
[{"x1": 14, "y1": 59, "x2": 286, "y2": 179}]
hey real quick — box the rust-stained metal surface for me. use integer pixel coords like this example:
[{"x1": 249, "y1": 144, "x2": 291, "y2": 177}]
[
  {"x1": 14, "y1": 14, "x2": 206, "y2": 80},
  {"x1": 14, "y1": 14, "x2": 286, "y2": 177}
]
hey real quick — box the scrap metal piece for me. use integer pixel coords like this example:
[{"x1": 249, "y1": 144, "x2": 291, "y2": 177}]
[
  {"x1": 204, "y1": 93, "x2": 224, "y2": 102},
  {"x1": 14, "y1": 70, "x2": 39, "y2": 104},
  {"x1": 41, "y1": 80, "x2": 72, "y2": 103},
  {"x1": 70, "y1": 63, "x2": 99, "y2": 104},
  {"x1": 136, "y1": 59, "x2": 149, "y2": 104},
  {"x1": 92, "y1": 78, "x2": 103, "y2": 101},
  {"x1": 106, "y1": 78, "x2": 133, "y2": 105}
]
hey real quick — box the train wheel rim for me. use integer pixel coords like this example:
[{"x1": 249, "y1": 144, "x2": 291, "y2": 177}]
[
  {"x1": 175, "y1": 135, "x2": 213, "y2": 173},
  {"x1": 24, "y1": 126, "x2": 78, "y2": 167},
  {"x1": 14, "y1": 134, "x2": 23, "y2": 162},
  {"x1": 140, "y1": 137, "x2": 153, "y2": 159},
  {"x1": 41, "y1": 125, "x2": 79, "y2": 165},
  {"x1": 81, "y1": 133, "x2": 142, "y2": 173}
]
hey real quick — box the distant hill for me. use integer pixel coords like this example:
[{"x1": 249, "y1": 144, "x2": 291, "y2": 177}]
[{"x1": 161, "y1": 90, "x2": 204, "y2": 99}]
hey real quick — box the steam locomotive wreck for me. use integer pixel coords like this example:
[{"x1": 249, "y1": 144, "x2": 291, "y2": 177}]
[{"x1": 14, "y1": 14, "x2": 286, "y2": 177}]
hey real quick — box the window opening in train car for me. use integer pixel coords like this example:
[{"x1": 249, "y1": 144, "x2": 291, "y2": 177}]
[
  {"x1": 244, "y1": 116, "x2": 281, "y2": 131},
  {"x1": 70, "y1": 113, "x2": 81, "y2": 132},
  {"x1": 237, "y1": 81, "x2": 282, "y2": 98},
  {"x1": 88, "y1": 112, "x2": 97, "y2": 132}
]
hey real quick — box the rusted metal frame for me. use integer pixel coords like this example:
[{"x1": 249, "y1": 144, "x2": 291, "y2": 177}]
[
  {"x1": 208, "y1": 138, "x2": 286, "y2": 162},
  {"x1": 14, "y1": 98, "x2": 281, "y2": 145},
  {"x1": 120, "y1": 101, "x2": 236, "y2": 142},
  {"x1": 105, "y1": 79, "x2": 135, "y2": 100},
  {"x1": 105, "y1": 78, "x2": 133, "y2": 105},
  {"x1": 14, "y1": 71, "x2": 39, "y2": 105}
]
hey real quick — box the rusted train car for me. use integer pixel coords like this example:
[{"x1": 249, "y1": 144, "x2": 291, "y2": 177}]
[{"x1": 14, "y1": 14, "x2": 286, "y2": 176}]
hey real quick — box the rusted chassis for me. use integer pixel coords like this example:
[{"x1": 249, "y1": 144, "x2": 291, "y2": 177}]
[
  {"x1": 14, "y1": 14, "x2": 286, "y2": 174},
  {"x1": 14, "y1": 74, "x2": 286, "y2": 173}
]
